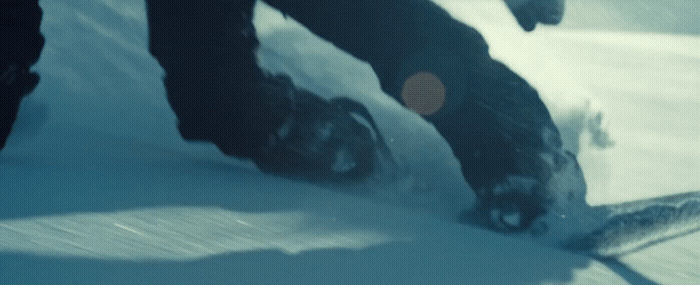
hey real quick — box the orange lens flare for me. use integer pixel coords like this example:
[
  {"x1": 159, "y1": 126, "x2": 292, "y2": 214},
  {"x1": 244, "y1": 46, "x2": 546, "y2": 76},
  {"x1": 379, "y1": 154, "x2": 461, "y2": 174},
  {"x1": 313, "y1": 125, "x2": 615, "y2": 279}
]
[{"x1": 400, "y1": 72, "x2": 446, "y2": 116}]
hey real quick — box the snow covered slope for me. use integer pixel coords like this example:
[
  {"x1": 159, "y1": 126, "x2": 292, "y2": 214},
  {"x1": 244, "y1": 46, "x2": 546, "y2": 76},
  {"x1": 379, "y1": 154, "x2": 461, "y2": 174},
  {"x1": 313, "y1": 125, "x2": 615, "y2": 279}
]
[
  {"x1": 561, "y1": 0, "x2": 700, "y2": 35},
  {"x1": 1, "y1": 0, "x2": 698, "y2": 283}
]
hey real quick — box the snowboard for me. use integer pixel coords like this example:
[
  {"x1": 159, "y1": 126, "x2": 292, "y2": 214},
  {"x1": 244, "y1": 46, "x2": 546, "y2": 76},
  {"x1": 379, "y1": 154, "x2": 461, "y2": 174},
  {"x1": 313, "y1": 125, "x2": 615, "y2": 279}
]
[{"x1": 567, "y1": 190, "x2": 700, "y2": 257}]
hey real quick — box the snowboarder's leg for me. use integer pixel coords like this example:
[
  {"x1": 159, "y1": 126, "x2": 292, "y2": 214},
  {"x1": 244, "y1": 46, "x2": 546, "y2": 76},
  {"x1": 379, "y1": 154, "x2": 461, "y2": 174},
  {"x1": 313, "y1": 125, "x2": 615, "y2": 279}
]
[
  {"x1": 147, "y1": 0, "x2": 271, "y2": 158},
  {"x1": 265, "y1": 0, "x2": 586, "y2": 231},
  {"x1": 0, "y1": 0, "x2": 44, "y2": 151},
  {"x1": 146, "y1": 0, "x2": 391, "y2": 182}
]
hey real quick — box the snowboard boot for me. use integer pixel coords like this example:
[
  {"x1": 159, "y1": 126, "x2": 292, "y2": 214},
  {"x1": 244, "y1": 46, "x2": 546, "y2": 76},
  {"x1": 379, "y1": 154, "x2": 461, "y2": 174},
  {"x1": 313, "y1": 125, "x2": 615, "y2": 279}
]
[{"x1": 251, "y1": 74, "x2": 395, "y2": 183}]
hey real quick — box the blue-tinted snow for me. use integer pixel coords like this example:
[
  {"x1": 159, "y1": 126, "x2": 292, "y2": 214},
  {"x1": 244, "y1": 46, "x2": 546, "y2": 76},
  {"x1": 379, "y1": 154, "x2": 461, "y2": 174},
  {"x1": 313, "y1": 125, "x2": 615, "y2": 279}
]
[{"x1": 1, "y1": 0, "x2": 698, "y2": 283}]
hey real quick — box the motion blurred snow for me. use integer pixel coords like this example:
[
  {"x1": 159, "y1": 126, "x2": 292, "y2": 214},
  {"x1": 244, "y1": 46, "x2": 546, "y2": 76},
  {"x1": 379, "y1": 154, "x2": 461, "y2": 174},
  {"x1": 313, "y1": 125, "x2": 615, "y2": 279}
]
[{"x1": 1, "y1": 0, "x2": 698, "y2": 283}]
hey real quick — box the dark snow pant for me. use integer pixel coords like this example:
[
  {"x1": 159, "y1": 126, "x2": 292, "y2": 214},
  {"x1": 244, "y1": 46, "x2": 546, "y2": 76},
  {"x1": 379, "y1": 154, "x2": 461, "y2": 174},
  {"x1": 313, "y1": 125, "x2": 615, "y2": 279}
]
[
  {"x1": 0, "y1": 0, "x2": 44, "y2": 150},
  {"x1": 146, "y1": 0, "x2": 276, "y2": 158}
]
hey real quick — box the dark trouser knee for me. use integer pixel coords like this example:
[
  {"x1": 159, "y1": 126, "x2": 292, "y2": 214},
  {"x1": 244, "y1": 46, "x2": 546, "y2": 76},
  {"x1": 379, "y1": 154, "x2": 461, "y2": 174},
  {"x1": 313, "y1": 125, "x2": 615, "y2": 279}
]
[
  {"x1": 146, "y1": 0, "x2": 277, "y2": 158},
  {"x1": 1, "y1": 0, "x2": 44, "y2": 151}
]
